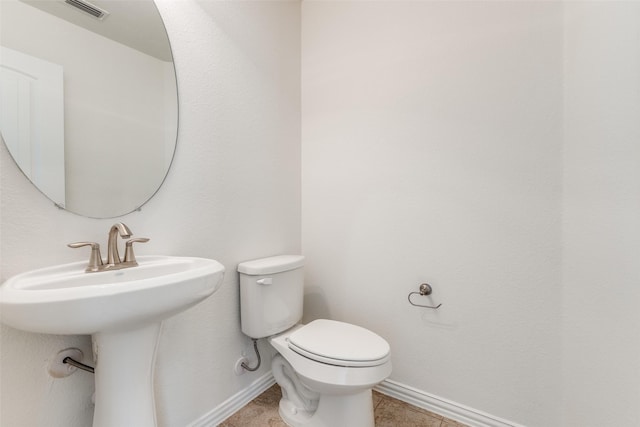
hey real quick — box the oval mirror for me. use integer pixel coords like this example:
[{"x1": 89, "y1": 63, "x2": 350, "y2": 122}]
[{"x1": 0, "y1": 0, "x2": 177, "y2": 218}]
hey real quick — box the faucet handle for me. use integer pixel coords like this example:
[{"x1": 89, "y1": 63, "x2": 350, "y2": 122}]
[
  {"x1": 123, "y1": 238, "x2": 150, "y2": 265},
  {"x1": 68, "y1": 242, "x2": 104, "y2": 272}
]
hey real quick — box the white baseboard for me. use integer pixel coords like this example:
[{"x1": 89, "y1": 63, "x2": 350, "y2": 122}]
[
  {"x1": 187, "y1": 372, "x2": 276, "y2": 427},
  {"x1": 374, "y1": 379, "x2": 525, "y2": 427},
  {"x1": 188, "y1": 373, "x2": 523, "y2": 427}
]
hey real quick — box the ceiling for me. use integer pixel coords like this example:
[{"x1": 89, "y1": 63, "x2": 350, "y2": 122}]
[{"x1": 20, "y1": 0, "x2": 173, "y2": 61}]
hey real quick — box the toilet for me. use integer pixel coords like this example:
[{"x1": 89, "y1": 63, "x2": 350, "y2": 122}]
[{"x1": 238, "y1": 255, "x2": 392, "y2": 427}]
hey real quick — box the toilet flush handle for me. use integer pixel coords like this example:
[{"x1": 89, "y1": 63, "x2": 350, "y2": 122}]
[{"x1": 257, "y1": 278, "x2": 272, "y2": 285}]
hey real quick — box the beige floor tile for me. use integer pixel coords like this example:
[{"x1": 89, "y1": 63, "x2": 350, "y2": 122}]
[
  {"x1": 253, "y1": 384, "x2": 283, "y2": 406},
  {"x1": 372, "y1": 390, "x2": 385, "y2": 409},
  {"x1": 218, "y1": 385, "x2": 285, "y2": 427},
  {"x1": 441, "y1": 418, "x2": 470, "y2": 427},
  {"x1": 373, "y1": 397, "x2": 442, "y2": 427},
  {"x1": 220, "y1": 384, "x2": 470, "y2": 427}
]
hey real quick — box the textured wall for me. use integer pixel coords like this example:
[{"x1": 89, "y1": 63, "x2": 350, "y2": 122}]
[
  {"x1": 0, "y1": 1, "x2": 301, "y2": 426},
  {"x1": 301, "y1": 2, "x2": 563, "y2": 426},
  {"x1": 562, "y1": 2, "x2": 640, "y2": 425}
]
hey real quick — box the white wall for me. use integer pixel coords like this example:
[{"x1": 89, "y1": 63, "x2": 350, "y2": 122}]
[
  {"x1": 562, "y1": 2, "x2": 640, "y2": 426},
  {"x1": 0, "y1": 1, "x2": 300, "y2": 426},
  {"x1": 3, "y1": 2, "x2": 640, "y2": 427},
  {"x1": 301, "y1": 2, "x2": 564, "y2": 426}
]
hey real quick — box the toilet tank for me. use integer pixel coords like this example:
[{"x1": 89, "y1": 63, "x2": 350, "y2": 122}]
[{"x1": 238, "y1": 255, "x2": 305, "y2": 339}]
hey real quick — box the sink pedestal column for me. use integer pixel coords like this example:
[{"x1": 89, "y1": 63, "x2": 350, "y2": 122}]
[{"x1": 92, "y1": 322, "x2": 162, "y2": 427}]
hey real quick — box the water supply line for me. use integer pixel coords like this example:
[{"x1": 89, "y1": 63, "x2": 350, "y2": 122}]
[
  {"x1": 241, "y1": 338, "x2": 261, "y2": 372},
  {"x1": 63, "y1": 356, "x2": 95, "y2": 374}
]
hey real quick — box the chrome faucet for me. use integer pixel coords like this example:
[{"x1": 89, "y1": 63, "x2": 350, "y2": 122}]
[{"x1": 68, "y1": 223, "x2": 149, "y2": 273}]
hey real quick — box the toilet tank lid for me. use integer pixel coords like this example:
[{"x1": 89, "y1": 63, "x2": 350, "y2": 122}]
[{"x1": 237, "y1": 255, "x2": 305, "y2": 275}]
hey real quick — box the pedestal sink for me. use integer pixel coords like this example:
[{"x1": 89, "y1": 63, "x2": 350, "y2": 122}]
[{"x1": 0, "y1": 255, "x2": 225, "y2": 427}]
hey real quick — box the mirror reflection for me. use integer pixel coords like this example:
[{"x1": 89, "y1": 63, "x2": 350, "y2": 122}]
[{"x1": 0, "y1": 0, "x2": 178, "y2": 218}]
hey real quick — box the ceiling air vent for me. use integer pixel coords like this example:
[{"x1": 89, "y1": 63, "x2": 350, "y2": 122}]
[{"x1": 64, "y1": 0, "x2": 109, "y2": 20}]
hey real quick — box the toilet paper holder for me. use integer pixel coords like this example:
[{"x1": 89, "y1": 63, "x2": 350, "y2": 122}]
[{"x1": 407, "y1": 283, "x2": 442, "y2": 309}]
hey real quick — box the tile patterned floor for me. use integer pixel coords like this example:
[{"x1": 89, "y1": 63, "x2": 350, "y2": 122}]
[{"x1": 219, "y1": 384, "x2": 469, "y2": 427}]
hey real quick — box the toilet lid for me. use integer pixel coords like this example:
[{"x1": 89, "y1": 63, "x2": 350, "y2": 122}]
[{"x1": 288, "y1": 319, "x2": 390, "y2": 367}]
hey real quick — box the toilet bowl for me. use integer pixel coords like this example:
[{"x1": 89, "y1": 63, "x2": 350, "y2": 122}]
[
  {"x1": 270, "y1": 321, "x2": 391, "y2": 426},
  {"x1": 238, "y1": 256, "x2": 392, "y2": 427}
]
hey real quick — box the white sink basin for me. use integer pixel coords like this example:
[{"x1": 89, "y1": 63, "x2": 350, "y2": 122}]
[
  {"x1": 0, "y1": 255, "x2": 225, "y2": 427},
  {"x1": 0, "y1": 255, "x2": 225, "y2": 335}
]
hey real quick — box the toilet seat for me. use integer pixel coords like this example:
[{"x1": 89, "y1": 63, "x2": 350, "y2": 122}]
[{"x1": 288, "y1": 319, "x2": 390, "y2": 367}]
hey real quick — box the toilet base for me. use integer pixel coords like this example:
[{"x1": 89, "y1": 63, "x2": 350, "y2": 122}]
[{"x1": 278, "y1": 388, "x2": 375, "y2": 427}]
